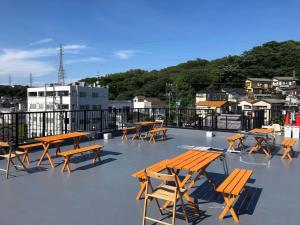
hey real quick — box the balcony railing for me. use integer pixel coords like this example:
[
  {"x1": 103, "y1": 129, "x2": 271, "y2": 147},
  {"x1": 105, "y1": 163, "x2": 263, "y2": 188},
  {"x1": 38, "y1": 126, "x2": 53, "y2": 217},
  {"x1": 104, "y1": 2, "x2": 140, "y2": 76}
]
[{"x1": 0, "y1": 108, "x2": 278, "y2": 146}]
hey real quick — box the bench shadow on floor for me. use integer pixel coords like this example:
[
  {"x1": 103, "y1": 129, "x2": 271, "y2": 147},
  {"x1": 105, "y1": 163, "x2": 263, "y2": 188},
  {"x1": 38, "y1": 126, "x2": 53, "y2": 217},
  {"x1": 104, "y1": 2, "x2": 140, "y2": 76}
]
[{"x1": 190, "y1": 172, "x2": 262, "y2": 220}]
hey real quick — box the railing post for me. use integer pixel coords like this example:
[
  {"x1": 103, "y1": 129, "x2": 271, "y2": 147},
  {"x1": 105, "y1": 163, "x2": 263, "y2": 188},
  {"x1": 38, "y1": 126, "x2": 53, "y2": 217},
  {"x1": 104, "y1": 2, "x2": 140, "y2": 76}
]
[
  {"x1": 100, "y1": 110, "x2": 103, "y2": 133},
  {"x1": 114, "y1": 108, "x2": 117, "y2": 131},
  {"x1": 42, "y1": 112, "x2": 46, "y2": 137},
  {"x1": 15, "y1": 113, "x2": 19, "y2": 146},
  {"x1": 83, "y1": 110, "x2": 87, "y2": 131},
  {"x1": 64, "y1": 111, "x2": 68, "y2": 133}
]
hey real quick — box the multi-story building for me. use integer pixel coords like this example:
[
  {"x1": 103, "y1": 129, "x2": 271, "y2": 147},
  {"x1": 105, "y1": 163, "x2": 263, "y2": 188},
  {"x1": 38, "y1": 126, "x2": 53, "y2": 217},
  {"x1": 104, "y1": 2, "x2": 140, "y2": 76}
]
[
  {"x1": 27, "y1": 82, "x2": 109, "y2": 137},
  {"x1": 245, "y1": 78, "x2": 273, "y2": 98},
  {"x1": 272, "y1": 76, "x2": 299, "y2": 93}
]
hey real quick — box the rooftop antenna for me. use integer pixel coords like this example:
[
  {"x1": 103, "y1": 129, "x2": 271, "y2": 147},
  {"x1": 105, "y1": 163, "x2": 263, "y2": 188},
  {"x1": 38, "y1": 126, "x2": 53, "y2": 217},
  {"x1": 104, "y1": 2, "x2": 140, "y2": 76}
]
[
  {"x1": 29, "y1": 73, "x2": 33, "y2": 87},
  {"x1": 58, "y1": 44, "x2": 65, "y2": 85},
  {"x1": 8, "y1": 74, "x2": 12, "y2": 86}
]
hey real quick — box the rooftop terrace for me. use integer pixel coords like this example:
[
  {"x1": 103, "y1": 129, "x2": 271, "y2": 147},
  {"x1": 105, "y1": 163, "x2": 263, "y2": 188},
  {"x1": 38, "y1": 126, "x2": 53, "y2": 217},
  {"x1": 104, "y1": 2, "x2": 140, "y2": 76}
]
[{"x1": 0, "y1": 128, "x2": 299, "y2": 225}]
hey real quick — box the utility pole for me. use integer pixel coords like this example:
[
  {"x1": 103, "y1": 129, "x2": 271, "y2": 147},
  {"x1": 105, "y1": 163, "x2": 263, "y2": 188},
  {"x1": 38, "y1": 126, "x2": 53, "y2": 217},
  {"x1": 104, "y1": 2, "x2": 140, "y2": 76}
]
[
  {"x1": 29, "y1": 73, "x2": 33, "y2": 87},
  {"x1": 58, "y1": 44, "x2": 65, "y2": 85},
  {"x1": 8, "y1": 74, "x2": 12, "y2": 86}
]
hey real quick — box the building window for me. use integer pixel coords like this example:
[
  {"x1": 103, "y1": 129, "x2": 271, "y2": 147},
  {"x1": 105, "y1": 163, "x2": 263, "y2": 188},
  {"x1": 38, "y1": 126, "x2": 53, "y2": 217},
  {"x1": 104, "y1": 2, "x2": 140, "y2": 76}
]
[
  {"x1": 79, "y1": 92, "x2": 87, "y2": 97},
  {"x1": 79, "y1": 105, "x2": 90, "y2": 110},
  {"x1": 92, "y1": 92, "x2": 99, "y2": 98},
  {"x1": 28, "y1": 92, "x2": 37, "y2": 97},
  {"x1": 30, "y1": 104, "x2": 36, "y2": 109},
  {"x1": 46, "y1": 91, "x2": 54, "y2": 97},
  {"x1": 61, "y1": 104, "x2": 69, "y2": 109},
  {"x1": 92, "y1": 105, "x2": 101, "y2": 110},
  {"x1": 38, "y1": 92, "x2": 44, "y2": 97},
  {"x1": 46, "y1": 104, "x2": 54, "y2": 110},
  {"x1": 58, "y1": 91, "x2": 69, "y2": 96}
]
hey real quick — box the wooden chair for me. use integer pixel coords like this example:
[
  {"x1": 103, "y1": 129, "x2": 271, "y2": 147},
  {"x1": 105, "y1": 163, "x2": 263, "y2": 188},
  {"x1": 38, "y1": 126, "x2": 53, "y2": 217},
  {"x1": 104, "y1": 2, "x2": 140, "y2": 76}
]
[
  {"x1": 142, "y1": 169, "x2": 194, "y2": 225},
  {"x1": 0, "y1": 141, "x2": 28, "y2": 179},
  {"x1": 132, "y1": 159, "x2": 169, "y2": 200},
  {"x1": 154, "y1": 119, "x2": 164, "y2": 128}
]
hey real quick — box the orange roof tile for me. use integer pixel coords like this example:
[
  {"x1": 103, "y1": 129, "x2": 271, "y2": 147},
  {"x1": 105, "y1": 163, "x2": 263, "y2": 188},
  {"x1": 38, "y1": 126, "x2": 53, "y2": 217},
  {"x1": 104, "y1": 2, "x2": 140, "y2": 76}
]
[{"x1": 196, "y1": 101, "x2": 227, "y2": 107}]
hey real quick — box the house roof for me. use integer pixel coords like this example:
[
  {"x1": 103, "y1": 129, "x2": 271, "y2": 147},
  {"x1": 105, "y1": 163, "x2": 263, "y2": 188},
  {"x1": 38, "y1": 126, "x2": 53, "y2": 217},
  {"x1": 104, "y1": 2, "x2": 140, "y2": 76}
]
[
  {"x1": 254, "y1": 98, "x2": 286, "y2": 104},
  {"x1": 221, "y1": 88, "x2": 246, "y2": 96},
  {"x1": 273, "y1": 76, "x2": 298, "y2": 81},
  {"x1": 247, "y1": 78, "x2": 273, "y2": 82},
  {"x1": 196, "y1": 101, "x2": 227, "y2": 107},
  {"x1": 145, "y1": 97, "x2": 164, "y2": 106}
]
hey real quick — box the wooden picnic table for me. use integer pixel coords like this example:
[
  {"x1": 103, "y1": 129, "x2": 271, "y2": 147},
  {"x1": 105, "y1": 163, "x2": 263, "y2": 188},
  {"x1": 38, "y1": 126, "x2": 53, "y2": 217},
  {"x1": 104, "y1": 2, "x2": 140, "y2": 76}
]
[
  {"x1": 248, "y1": 128, "x2": 275, "y2": 157},
  {"x1": 35, "y1": 132, "x2": 89, "y2": 169},
  {"x1": 164, "y1": 149, "x2": 222, "y2": 215},
  {"x1": 131, "y1": 121, "x2": 156, "y2": 141}
]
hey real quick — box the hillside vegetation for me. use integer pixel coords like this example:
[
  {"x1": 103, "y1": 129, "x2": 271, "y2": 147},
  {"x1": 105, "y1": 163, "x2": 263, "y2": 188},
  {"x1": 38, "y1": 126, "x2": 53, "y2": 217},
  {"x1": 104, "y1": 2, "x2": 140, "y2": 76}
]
[{"x1": 81, "y1": 41, "x2": 300, "y2": 107}]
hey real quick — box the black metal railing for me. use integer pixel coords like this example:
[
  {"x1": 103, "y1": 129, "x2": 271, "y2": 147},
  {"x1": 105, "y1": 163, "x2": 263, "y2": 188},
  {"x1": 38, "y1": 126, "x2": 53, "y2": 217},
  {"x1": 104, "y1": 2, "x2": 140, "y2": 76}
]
[{"x1": 0, "y1": 108, "x2": 278, "y2": 145}]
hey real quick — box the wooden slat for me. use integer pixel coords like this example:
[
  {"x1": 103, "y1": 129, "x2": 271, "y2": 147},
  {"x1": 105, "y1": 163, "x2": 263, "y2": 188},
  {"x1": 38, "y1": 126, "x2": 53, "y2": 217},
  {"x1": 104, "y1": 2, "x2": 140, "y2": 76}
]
[
  {"x1": 132, "y1": 159, "x2": 169, "y2": 179},
  {"x1": 231, "y1": 170, "x2": 253, "y2": 195},
  {"x1": 216, "y1": 168, "x2": 241, "y2": 193},
  {"x1": 35, "y1": 132, "x2": 89, "y2": 143},
  {"x1": 251, "y1": 128, "x2": 273, "y2": 134},
  {"x1": 181, "y1": 152, "x2": 213, "y2": 170},
  {"x1": 166, "y1": 150, "x2": 197, "y2": 168},
  {"x1": 226, "y1": 134, "x2": 244, "y2": 141},
  {"x1": 190, "y1": 152, "x2": 221, "y2": 172},
  {"x1": 58, "y1": 144, "x2": 103, "y2": 157},
  {"x1": 223, "y1": 169, "x2": 247, "y2": 194},
  {"x1": 174, "y1": 151, "x2": 208, "y2": 170}
]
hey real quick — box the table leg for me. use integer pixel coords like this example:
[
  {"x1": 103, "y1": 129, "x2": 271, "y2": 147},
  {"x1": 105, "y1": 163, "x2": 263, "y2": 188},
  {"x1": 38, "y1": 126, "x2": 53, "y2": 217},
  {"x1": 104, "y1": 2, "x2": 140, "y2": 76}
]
[
  {"x1": 38, "y1": 143, "x2": 55, "y2": 169},
  {"x1": 136, "y1": 180, "x2": 146, "y2": 200}
]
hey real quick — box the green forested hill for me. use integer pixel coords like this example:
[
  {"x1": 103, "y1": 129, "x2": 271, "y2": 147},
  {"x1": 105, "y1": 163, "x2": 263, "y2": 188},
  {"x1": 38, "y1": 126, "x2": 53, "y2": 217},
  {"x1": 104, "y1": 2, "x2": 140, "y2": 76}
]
[{"x1": 83, "y1": 40, "x2": 299, "y2": 106}]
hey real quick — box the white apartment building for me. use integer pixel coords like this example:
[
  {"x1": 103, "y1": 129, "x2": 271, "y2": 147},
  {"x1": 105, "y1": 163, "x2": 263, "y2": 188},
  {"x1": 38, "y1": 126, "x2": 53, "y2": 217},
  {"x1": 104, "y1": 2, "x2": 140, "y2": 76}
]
[{"x1": 27, "y1": 82, "x2": 109, "y2": 137}]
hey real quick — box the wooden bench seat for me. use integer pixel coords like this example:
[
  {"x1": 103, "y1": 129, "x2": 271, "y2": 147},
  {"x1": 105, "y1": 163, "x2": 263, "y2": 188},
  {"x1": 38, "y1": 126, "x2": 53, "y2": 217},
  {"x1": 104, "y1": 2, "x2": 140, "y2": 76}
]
[
  {"x1": 120, "y1": 127, "x2": 136, "y2": 140},
  {"x1": 148, "y1": 128, "x2": 168, "y2": 143},
  {"x1": 57, "y1": 144, "x2": 103, "y2": 174},
  {"x1": 281, "y1": 138, "x2": 296, "y2": 160},
  {"x1": 18, "y1": 140, "x2": 64, "y2": 165},
  {"x1": 132, "y1": 159, "x2": 169, "y2": 200},
  {"x1": 225, "y1": 134, "x2": 245, "y2": 152},
  {"x1": 216, "y1": 168, "x2": 253, "y2": 223}
]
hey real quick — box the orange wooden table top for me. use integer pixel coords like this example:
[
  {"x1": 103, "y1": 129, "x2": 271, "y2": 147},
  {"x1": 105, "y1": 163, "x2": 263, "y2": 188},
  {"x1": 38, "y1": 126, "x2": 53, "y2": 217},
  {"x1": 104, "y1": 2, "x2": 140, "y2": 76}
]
[
  {"x1": 166, "y1": 150, "x2": 222, "y2": 173},
  {"x1": 35, "y1": 132, "x2": 89, "y2": 143},
  {"x1": 250, "y1": 128, "x2": 273, "y2": 134}
]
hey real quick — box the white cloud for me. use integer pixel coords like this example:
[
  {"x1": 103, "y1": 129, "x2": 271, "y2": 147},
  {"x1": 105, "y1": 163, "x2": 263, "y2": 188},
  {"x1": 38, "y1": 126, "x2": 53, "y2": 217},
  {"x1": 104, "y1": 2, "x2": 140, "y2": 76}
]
[
  {"x1": 113, "y1": 50, "x2": 142, "y2": 59},
  {"x1": 64, "y1": 44, "x2": 87, "y2": 50},
  {"x1": 28, "y1": 38, "x2": 53, "y2": 46},
  {"x1": 65, "y1": 57, "x2": 104, "y2": 64},
  {"x1": 0, "y1": 44, "x2": 89, "y2": 78}
]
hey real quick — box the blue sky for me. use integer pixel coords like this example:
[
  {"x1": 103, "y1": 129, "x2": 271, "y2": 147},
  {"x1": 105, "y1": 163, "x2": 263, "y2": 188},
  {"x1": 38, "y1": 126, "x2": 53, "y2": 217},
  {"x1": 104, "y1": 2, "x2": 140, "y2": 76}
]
[{"x1": 0, "y1": 0, "x2": 299, "y2": 85}]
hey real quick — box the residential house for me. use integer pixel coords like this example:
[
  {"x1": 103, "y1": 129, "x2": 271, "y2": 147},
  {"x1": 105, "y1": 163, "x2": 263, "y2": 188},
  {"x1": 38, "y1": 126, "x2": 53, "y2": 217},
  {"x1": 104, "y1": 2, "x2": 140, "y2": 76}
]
[
  {"x1": 252, "y1": 98, "x2": 285, "y2": 122},
  {"x1": 196, "y1": 89, "x2": 245, "y2": 113},
  {"x1": 272, "y1": 76, "x2": 299, "y2": 94},
  {"x1": 132, "y1": 96, "x2": 165, "y2": 118},
  {"x1": 245, "y1": 78, "x2": 273, "y2": 98}
]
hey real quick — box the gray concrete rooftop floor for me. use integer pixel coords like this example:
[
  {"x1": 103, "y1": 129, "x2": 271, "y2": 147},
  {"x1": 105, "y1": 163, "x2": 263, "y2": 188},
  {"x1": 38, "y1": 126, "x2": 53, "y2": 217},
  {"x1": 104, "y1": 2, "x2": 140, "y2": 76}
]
[{"x1": 0, "y1": 128, "x2": 299, "y2": 225}]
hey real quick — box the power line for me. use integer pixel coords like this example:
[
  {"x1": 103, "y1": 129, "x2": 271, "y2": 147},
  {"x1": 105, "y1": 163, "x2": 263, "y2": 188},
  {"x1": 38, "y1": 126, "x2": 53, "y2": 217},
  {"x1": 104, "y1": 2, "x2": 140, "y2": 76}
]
[{"x1": 8, "y1": 74, "x2": 12, "y2": 86}]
